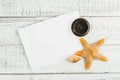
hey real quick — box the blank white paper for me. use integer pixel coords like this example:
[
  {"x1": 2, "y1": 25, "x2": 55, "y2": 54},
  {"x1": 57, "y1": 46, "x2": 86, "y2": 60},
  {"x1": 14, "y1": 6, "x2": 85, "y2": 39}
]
[{"x1": 18, "y1": 11, "x2": 81, "y2": 70}]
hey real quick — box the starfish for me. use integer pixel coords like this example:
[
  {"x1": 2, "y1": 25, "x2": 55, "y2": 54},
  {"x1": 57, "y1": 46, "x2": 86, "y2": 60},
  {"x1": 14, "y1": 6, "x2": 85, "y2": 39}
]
[{"x1": 70, "y1": 38, "x2": 108, "y2": 70}]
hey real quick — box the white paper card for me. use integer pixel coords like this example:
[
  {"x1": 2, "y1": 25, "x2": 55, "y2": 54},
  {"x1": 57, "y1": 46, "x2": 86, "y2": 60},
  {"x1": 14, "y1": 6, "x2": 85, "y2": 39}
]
[{"x1": 18, "y1": 11, "x2": 80, "y2": 70}]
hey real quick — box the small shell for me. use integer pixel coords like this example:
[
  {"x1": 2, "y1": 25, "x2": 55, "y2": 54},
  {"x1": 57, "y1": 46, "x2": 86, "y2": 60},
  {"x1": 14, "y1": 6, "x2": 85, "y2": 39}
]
[{"x1": 70, "y1": 55, "x2": 82, "y2": 63}]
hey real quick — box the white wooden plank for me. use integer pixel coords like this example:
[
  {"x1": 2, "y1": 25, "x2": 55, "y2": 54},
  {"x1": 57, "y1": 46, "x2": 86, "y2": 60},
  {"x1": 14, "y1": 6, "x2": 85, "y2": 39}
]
[
  {"x1": 0, "y1": 45, "x2": 119, "y2": 73},
  {"x1": 0, "y1": 0, "x2": 120, "y2": 79},
  {"x1": 0, "y1": 74, "x2": 119, "y2": 80},
  {"x1": 83, "y1": 17, "x2": 120, "y2": 44},
  {"x1": 0, "y1": 75, "x2": 30, "y2": 80},
  {"x1": 31, "y1": 74, "x2": 120, "y2": 80},
  {"x1": 32, "y1": 45, "x2": 120, "y2": 73},
  {"x1": 0, "y1": 0, "x2": 120, "y2": 16},
  {"x1": 0, "y1": 45, "x2": 29, "y2": 72},
  {"x1": 0, "y1": 17, "x2": 48, "y2": 45},
  {"x1": 0, "y1": 17, "x2": 120, "y2": 45}
]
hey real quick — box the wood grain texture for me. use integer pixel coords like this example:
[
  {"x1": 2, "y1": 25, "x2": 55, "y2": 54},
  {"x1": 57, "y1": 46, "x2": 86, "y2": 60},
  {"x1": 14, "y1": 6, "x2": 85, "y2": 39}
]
[
  {"x1": 32, "y1": 74, "x2": 120, "y2": 80},
  {"x1": 0, "y1": 74, "x2": 119, "y2": 80},
  {"x1": 0, "y1": 75, "x2": 30, "y2": 80},
  {"x1": 0, "y1": 45, "x2": 29, "y2": 72},
  {"x1": 0, "y1": 0, "x2": 120, "y2": 79},
  {"x1": 0, "y1": 0, "x2": 120, "y2": 17},
  {"x1": 0, "y1": 17, "x2": 120, "y2": 45},
  {"x1": 0, "y1": 45, "x2": 119, "y2": 73},
  {"x1": 36, "y1": 45, "x2": 120, "y2": 73},
  {"x1": 0, "y1": 16, "x2": 120, "y2": 73}
]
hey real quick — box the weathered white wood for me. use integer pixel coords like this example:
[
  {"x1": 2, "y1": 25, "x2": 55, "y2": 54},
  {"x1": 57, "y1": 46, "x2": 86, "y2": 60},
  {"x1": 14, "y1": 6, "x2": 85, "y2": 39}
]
[
  {"x1": 0, "y1": 17, "x2": 120, "y2": 74},
  {"x1": 0, "y1": 17, "x2": 48, "y2": 45},
  {"x1": 0, "y1": 17, "x2": 120, "y2": 45},
  {"x1": 83, "y1": 17, "x2": 120, "y2": 44},
  {"x1": 0, "y1": 75, "x2": 30, "y2": 80},
  {"x1": 0, "y1": 0, "x2": 120, "y2": 80},
  {"x1": 0, "y1": 74, "x2": 119, "y2": 80},
  {"x1": 31, "y1": 45, "x2": 120, "y2": 73},
  {"x1": 32, "y1": 74, "x2": 120, "y2": 80},
  {"x1": 0, "y1": 45, "x2": 29, "y2": 72},
  {"x1": 1, "y1": 0, "x2": 120, "y2": 16},
  {"x1": 0, "y1": 45, "x2": 119, "y2": 73}
]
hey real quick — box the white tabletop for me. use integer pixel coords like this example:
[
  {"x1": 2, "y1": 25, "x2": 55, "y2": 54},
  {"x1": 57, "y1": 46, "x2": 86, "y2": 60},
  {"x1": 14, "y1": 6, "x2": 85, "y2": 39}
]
[{"x1": 0, "y1": 0, "x2": 120, "y2": 80}]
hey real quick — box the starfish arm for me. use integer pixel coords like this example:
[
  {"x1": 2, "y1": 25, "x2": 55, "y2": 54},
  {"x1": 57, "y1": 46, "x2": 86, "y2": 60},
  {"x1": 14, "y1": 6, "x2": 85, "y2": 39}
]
[
  {"x1": 96, "y1": 53, "x2": 107, "y2": 61},
  {"x1": 96, "y1": 38, "x2": 105, "y2": 46},
  {"x1": 70, "y1": 50, "x2": 84, "y2": 63},
  {"x1": 80, "y1": 38, "x2": 89, "y2": 47},
  {"x1": 70, "y1": 55, "x2": 82, "y2": 63},
  {"x1": 85, "y1": 55, "x2": 93, "y2": 70},
  {"x1": 75, "y1": 50, "x2": 84, "y2": 56}
]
